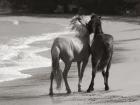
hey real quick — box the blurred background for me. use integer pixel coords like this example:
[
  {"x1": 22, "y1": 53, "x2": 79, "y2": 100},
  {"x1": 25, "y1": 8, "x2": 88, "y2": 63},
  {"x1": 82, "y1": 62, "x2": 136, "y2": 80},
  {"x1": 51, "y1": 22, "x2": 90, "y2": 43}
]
[{"x1": 0, "y1": 0, "x2": 140, "y2": 16}]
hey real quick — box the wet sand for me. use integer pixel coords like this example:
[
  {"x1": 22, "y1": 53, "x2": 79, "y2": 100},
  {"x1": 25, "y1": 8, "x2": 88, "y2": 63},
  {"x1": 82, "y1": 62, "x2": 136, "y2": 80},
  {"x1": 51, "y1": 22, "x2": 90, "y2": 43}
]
[{"x1": 0, "y1": 16, "x2": 140, "y2": 105}]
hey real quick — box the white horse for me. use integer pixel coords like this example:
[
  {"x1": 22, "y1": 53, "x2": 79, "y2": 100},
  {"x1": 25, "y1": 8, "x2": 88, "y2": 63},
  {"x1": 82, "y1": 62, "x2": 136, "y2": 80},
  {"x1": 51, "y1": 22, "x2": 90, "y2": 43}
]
[{"x1": 49, "y1": 16, "x2": 91, "y2": 96}]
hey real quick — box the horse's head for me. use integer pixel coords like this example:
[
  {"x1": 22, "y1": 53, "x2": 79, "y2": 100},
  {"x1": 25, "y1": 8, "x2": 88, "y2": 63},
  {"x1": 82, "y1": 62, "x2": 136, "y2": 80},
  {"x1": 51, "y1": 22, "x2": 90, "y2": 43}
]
[
  {"x1": 86, "y1": 13, "x2": 102, "y2": 34},
  {"x1": 70, "y1": 15, "x2": 88, "y2": 34},
  {"x1": 70, "y1": 15, "x2": 82, "y2": 26}
]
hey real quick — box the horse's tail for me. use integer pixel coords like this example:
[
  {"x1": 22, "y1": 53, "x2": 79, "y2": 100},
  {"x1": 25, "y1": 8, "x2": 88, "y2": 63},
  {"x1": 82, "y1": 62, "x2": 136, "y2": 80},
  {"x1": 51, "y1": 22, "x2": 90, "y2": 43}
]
[
  {"x1": 106, "y1": 48, "x2": 113, "y2": 72},
  {"x1": 51, "y1": 46, "x2": 63, "y2": 89}
]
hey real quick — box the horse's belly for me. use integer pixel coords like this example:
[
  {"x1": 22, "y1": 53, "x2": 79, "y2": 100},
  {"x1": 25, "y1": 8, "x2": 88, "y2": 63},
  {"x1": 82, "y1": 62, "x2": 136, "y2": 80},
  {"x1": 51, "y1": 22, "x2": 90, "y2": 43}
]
[{"x1": 73, "y1": 50, "x2": 90, "y2": 61}]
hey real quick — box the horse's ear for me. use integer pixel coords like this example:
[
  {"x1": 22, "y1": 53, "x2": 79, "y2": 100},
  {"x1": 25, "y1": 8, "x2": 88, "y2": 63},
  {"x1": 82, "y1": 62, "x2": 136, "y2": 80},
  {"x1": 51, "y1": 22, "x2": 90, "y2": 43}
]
[
  {"x1": 91, "y1": 13, "x2": 96, "y2": 19},
  {"x1": 91, "y1": 13, "x2": 96, "y2": 16}
]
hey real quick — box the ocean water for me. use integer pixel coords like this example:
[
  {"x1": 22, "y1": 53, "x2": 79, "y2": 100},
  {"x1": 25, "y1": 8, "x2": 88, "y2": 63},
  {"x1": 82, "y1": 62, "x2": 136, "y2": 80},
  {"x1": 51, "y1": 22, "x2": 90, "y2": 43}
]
[{"x1": 0, "y1": 18, "x2": 74, "y2": 82}]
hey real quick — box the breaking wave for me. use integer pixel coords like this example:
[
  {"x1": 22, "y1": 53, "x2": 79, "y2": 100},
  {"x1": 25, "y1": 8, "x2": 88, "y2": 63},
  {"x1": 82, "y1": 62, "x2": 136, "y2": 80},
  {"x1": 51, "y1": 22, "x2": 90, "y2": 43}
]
[{"x1": 0, "y1": 31, "x2": 74, "y2": 82}]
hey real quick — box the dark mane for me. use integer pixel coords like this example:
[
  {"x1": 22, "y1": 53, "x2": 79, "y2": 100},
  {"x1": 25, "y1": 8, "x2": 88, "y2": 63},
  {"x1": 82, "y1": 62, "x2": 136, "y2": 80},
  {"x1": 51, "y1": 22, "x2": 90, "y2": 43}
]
[{"x1": 87, "y1": 14, "x2": 103, "y2": 37}]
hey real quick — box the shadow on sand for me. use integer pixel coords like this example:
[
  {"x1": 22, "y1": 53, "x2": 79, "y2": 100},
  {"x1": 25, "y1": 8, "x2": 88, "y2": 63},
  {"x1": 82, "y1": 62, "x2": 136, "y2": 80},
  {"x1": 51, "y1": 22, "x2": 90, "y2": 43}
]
[{"x1": 49, "y1": 89, "x2": 140, "y2": 104}]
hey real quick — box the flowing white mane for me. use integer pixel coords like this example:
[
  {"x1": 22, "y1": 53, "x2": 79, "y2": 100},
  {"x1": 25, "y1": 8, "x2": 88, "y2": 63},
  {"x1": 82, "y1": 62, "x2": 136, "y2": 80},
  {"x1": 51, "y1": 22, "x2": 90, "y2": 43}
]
[{"x1": 70, "y1": 15, "x2": 88, "y2": 35}]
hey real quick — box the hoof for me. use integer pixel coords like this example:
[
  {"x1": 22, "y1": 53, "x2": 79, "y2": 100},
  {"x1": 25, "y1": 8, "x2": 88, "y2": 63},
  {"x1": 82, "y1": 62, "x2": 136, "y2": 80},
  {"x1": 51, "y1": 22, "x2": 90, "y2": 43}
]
[
  {"x1": 78, "y1": 90, "x2": 82, "y2": 92},
  {"x1": 78, "y1": 88, "x2": 82, "y2": 92},
  {"x1": 67, "y1": 89, "x2": 71, "y2": 94},
  {"x1": 105, "y1": 86, "x2": 109, "y2": 91},
  {"x1": 49, "y1": 92, "x2": 53, "y2": 96},
  {"x1": 49, "y1": 89, "x2": 53, "y2": 96},
  {"x1": 78, "y1": 84, "x2": 81, "y2": 92},
  {"x1": 87, "y1": 88, "x2": 94, "y2": 93}
]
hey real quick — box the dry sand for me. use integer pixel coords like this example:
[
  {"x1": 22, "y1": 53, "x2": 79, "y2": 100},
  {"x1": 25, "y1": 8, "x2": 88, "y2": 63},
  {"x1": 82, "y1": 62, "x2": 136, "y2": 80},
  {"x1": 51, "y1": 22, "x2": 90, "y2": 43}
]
[{"x1": 0, "y1": 16, "x2": 140, "y2": 105}]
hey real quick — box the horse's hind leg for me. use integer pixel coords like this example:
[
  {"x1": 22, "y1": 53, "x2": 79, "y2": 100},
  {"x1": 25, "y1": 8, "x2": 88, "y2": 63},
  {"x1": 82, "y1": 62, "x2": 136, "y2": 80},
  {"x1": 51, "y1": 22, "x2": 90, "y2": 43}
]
[
  {"x1": 102, "y1": 70, "x2": 109, "y2": 91},
  {"x1": 102, "y1": 58, "x2": 112, "y2": 91},
  {"x1": 63, "y1": 62, "x2": 72, "y2": 94},
  {"x1": 49, "y1": 71, "x2": 54, "y2": 96}
]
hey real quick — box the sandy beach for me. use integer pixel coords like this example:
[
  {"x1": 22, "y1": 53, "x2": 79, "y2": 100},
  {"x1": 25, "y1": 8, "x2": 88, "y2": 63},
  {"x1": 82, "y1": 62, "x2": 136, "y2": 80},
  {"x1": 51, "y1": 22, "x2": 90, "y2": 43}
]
[{"x1": 0, "y1": 15, "x2": 140, "y2": 105}]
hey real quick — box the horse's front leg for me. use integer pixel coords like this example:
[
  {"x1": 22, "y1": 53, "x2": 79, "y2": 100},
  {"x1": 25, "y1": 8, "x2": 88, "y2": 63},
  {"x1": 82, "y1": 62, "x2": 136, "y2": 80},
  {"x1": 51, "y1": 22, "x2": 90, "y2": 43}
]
[
  {"x1": 87, "y1": 68, "x2": 96, "y2": 92},
  {"x1": 78, "y1": 60, "x2": 88, "y2": 92},
  {"x1": 87, "y1": 58, "x2": 99, "y2": 92},
  {"x1": 49, "y1": 71, "x2": 54, "y2": 96}
]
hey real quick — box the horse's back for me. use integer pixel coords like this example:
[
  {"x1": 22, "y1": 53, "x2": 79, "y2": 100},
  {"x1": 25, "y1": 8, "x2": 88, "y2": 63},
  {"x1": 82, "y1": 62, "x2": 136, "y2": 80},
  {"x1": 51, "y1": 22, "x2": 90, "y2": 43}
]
[
  {"x1": 51, "y1": 37, "x2": 73, "y2": 62},
  {"x1": 91, "y1": 34, "x2": 113, "y2": 70},
  {"x1": 103, "y1": 34, "x2": 113, "y2": 46},
  {"x1": 92, "y1": 34, "x2": 113, "y2": 51},
  {"x1": 51, "y1": 37, "x2": 90, "y2": 62}
]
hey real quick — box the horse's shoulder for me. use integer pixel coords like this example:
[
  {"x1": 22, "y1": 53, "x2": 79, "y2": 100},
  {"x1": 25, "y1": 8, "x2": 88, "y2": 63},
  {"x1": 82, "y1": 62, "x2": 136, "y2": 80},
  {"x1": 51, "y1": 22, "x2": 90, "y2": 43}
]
[
  {"x1": 94, "y1": 34, "x2": 113, "y2": 48},
  {"x1": 98, "y1": 34, "x2": 113, "y2": 43}
]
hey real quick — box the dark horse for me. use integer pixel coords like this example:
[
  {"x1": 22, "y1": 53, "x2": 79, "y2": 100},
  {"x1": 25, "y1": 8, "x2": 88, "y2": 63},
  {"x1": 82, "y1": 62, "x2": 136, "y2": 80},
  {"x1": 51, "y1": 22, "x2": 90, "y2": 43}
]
[
  {"x1": 87, "y1": 14, "x2": 113, "y2": 92},
  {"x1": 49, "y1": 16, "x2": 91, "y2": 96}
]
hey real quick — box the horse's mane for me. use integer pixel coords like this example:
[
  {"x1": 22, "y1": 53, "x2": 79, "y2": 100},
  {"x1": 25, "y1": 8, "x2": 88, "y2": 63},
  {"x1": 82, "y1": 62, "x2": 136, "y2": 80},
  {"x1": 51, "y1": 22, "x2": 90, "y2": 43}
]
[{"x1": 70, "y1": 15, "x2": 88, "y2": 35}]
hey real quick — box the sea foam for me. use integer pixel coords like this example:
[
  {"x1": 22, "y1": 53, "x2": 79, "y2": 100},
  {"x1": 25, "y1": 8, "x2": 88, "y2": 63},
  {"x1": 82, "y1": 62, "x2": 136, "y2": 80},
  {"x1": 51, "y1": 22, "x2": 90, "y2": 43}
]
[{"x1": 0, "y1": 31, "x2": 74, "y2": 82}]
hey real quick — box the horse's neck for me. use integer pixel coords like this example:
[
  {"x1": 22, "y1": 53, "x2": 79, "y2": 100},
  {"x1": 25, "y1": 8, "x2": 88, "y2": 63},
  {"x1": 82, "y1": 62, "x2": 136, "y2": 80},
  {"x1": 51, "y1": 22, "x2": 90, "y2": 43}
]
[
  {"x1": 76, "y1": 32, "x2": 90, "y2": 43},
  {"x1": 74, "y1": 25, "x2": 90, "y2": 43},
  {"x1": 94, "y1": 24, "x2": 103, "y2": 38}
]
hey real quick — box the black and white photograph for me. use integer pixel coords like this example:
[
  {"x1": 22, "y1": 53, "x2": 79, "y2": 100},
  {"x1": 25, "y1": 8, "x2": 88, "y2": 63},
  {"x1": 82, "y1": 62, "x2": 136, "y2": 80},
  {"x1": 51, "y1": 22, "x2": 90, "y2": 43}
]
[{"x1": 0, "y1": 0, "x2": 140, "y2": 105}]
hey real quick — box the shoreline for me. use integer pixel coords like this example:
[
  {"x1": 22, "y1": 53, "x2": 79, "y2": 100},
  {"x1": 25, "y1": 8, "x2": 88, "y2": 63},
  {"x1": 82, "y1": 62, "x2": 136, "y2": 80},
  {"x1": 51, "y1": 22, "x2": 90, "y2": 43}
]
[
  {"x1": 0, "y1": 30, "x2": 75, "y2": 83},
  {"x1": 0, "y1": 23, "x2": 129, "y2": 84}
]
